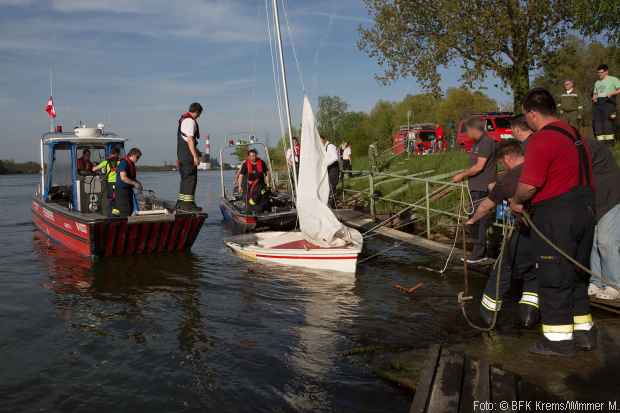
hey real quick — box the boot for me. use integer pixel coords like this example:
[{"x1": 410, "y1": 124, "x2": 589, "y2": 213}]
[
  {"x1": 574, "y1": 327, "x2": 597, "y2": 351},
  {"x1": 518, "y1": 304, "x2": 540, "y2": 328},
  {"x1": 191, "y1": 202, "x2": 203, "y2": 212},
  {"x1": 176, "y1": 201, "x2": 200, "y2": 212},
  {"x1": 479, "y1": 305, "x2": 497, "y2": 326},
  {"x1": 529, "y1": 338, "x2": 576, "y2": 357}
]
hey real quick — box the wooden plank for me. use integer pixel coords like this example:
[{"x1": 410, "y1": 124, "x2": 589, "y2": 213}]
[
  {"x1": 410, "y1": 344, "x2": 442, "y2": 413},
  {"x1": 517, "y1": 379, "x2": 558, "y2": 403},
  {"x1": 490, "y1": 366, "x2": 517, "y2": 405},
  {"x1": 426, "y1": 350, "x2": 465, "y2": 413},
  {"x1": 459, "y1": 357, "x2": 479, "y2": 413},
  {"x1": 476, "y1": 359, "x2": 490, "y2": 413}
]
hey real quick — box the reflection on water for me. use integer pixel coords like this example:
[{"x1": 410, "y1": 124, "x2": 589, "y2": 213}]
[{"x1": 1, "y1": 172, "x2": 479, "y2": 413}]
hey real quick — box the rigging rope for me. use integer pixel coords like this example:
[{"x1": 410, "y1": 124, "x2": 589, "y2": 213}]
[{"x1": 282, "y1": 0, "x2": 306, "y2": 93}]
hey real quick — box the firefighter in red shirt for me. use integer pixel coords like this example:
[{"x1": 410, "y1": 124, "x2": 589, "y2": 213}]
[{"x1": 511, "y1": 88, "x2": 596, "y2": 357}]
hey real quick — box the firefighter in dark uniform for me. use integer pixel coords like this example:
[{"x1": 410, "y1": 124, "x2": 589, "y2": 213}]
[
  {"x1": 592, "y1": 64, "x2": 620, "y2": 145},
  {"x1": 237, "y1": 149, "x2": 271, "y2": 212},
  {"x1": 557, "y1": 80, "x2": 583, "y2": 129},
  {"x1": 176, "y1": 102, "x2": 203, "y2": 212},
  {"x1": 114, "y1": 147, "x2": 143, "y2": 218},
  {"x1": 467, "y1": 139, "x2": 539, "y2": 328},
  {"x1": 512, "y1": 88, "x2": 595, "y2": 357}
]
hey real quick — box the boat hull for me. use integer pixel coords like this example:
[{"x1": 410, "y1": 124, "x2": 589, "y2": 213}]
[
  {"x1": 225, "y1": 231, "x2": 362, "y2": 273},
  {"x1": 32, "y1": 198, "x2": 207, "y2": 257},
  {"x1": 219, "y1": 198, "x2": 297, "y2": 233}
]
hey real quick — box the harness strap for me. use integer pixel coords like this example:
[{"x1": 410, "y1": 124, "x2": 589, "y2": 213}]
[{"x1": 542, "y1": 124, "x2": 591, "y2": 188}]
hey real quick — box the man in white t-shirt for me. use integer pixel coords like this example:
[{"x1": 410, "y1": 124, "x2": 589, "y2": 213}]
[
  {"x1": 176, "y1": 102, "x2": 204, "y2": 212},
  {"x1": 342, "y1": 142, "x2": 352, "y2": 177},
  {"x1": 321, "y1": 136, "x2": 340, "y2": 208}
]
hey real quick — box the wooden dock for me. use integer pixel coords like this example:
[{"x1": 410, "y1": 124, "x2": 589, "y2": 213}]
[
  {"x1": 335, "y1": 209, "x2": 467, "y2": 259},
  {"x1": 410, "y1": 345, "x2": 558, "y2": 413}
]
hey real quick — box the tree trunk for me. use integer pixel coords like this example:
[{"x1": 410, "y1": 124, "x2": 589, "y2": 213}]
[{"x1": 511, "y1": 62, "x2": 530, "y2": 111}]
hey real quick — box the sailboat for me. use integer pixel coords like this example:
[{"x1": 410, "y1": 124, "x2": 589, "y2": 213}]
[{"x1": 225, "y1": 97, "x2": 363, "y2": 273}]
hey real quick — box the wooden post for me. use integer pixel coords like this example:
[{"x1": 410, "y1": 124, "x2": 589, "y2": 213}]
[
  {"x1": 369, "y1": 172, "x2": 375, "y2": 219},
  {"x1": 425, "y1": 180, "x2": 431, "y2": 239}
]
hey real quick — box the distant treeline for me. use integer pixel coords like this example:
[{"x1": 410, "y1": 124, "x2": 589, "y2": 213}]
[{"x1": 0, "y1": 160, "x2": 40, "y2": 175}]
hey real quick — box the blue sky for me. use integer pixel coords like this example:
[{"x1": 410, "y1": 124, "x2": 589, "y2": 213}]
[{"x1": 0, "y1": 0, "x2": 507, "y2": 163}]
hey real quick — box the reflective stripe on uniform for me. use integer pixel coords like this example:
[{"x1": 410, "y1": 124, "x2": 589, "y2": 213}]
[
  {"x1": 573, "y1": 314, "x2": 594, "y2": 331},
  {"x1": 481, "y1": 294, "x2": 502, "y2": 312},
  {"x1": 518, "y1": 292, "x2": 539, "y2": 308},
  {"x1": 178, "y1": 194, "x2": 194, "y2": 201},
  {"x1": 542, "y1": 324, "x2": 573, "y2": 341},
  {"x1": 597, "y1": 134, "x2": 615, "y2": 141}
]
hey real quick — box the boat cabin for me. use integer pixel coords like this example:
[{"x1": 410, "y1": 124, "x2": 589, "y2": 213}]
[{"x1": 38, "y1": 125, "x2": 126, "y2": 215}]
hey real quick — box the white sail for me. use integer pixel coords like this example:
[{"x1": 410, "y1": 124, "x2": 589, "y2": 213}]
[{"x1": 297, "y1": 96, "x2": 355, "y2": 247}]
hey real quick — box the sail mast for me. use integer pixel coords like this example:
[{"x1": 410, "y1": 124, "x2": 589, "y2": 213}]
[{"x1": 272, "y1": 0, "x2": 298, "y2": 195}]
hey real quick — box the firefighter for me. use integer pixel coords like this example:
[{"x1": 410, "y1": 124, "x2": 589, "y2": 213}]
[
  {"x1": 92, "y1": 146, "x2": 121, "y2": 217},
  {"x1": 77, "y1": 149, "x2": 94, "y2": 175},
  {"x1": 592, "y1": 64, "x2": 620, "y2": 145},
  {"x1": 452, "y1": 117, "x2": 497, "y2": 263},
  {"x1": 176, "y1": 102, "x2": 204, "y2": 212},
  {"x1": 511, "y1": 88, "x2": 595, "y2": 357},
  {"x1": 114, "y1": 147, "x2": 143, "y2": 218},
  {"x1": 467, "y1": 139, "x2": 539, "y2": 328},
  {"x1": 557, "y1": 80, "x2": 583, "y2": 130},
  {"x1": 237, "y1": 149, "x2": 271, "y2": 212}
]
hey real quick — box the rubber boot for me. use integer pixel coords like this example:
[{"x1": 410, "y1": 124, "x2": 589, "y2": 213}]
[
  {"x1": 574, "y1": 327, "x2": 597, "y2": 351},
  {"x1": 529, "y1": 338, "x2": 576, "y2": 357},
  {"x1": 176, "y1": 201, "x2": 200, "y2": 212},
  {"x1": 479, "y1": 305, "x2": 497, "y2": 326},
  {"x1": 190, "y1": 202, "x2": 203, "y2": 212},
  {"x1": 518, "y1": 304, "x2": 540, "y2": 328}
]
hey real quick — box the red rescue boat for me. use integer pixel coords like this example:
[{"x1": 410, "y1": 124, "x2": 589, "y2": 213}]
[{"x1": 32, "y1": 126, "x2": 207, "y2": 258}]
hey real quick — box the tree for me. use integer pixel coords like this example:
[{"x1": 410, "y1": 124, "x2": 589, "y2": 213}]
[
  {"x1": 358, "y1": 0, "x2": 617, "y2": 109},
  {"x1": 317, "y1": 96, "x2": 349, "y2": 139},
  {"x1": 436, "y1": 88, "x2": 498, "y2": 134}
]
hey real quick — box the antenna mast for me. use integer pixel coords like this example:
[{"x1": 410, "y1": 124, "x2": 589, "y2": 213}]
[{"x1": 272, "y1": 0, "x2": 298, "y2": 195}]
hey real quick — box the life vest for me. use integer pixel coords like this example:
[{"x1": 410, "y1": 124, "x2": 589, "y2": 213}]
[
  {"x1": 294, "y1": 143, "x2": 300, "y2": 159},
  {"x1": 245, "y1": 158, "x2": 265, "y2": 182},
  {"x1": 123, "y1": 156, "x2": 137, "y2": 180},
  {"x1": 104, "y1": 157, "x2": 119, "y2": 180},
  {"x1": 177, "y1": 112, "x2": 200, "y2": 162}
]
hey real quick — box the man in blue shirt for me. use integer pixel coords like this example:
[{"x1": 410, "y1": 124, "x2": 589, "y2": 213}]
[{"x1": 113, "y1": 147, "x2": 143, "y2": 217}]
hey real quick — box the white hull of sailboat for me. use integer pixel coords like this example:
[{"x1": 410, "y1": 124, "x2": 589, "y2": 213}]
[{"x1": 225, "y1": 231, "x2": 362, "y2": 273}]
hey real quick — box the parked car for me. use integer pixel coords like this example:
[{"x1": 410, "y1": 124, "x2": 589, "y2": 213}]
[
  {"x1": 456, "y1": 112, "x2": 514, "y2": 151},
  {"x1": 393, "y1": 123, "x2": 446, "y2": 155}
]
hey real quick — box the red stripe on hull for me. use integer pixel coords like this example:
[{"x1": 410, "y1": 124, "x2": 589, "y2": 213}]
[
  {"x1": 147, "y1": 222, "x2": 161, "y2": 254},
  {"x1": 166, "y1": 218, "x2": 183, "y2": 253},
  {"x1": 256, "y1": 254, "x2": 357, "y2": 260},
  {"x1": 125, "y1": 224, "x2": 140, "y2": 255},
  {"x1": 157, "y1": 222, "x2": 172, "y2": 253},
  {"x1": 186, "y1": 215, "x2": 205, "y2": 247},
  {"x1": 115, "y1": 221, "x2": 128, "y2": 256},
  {"x1": 136, "y1": 223, "x2": 150, "y2": 254},
  {"x1": 176, "y1": 218, "x2": 193, "y2": 251},
  {"x1": 32, "y1": 214, "x2": 92, "y2": 256},
  {"x1": 105, "y1": 222, "x2": 118, "y2": 256}
]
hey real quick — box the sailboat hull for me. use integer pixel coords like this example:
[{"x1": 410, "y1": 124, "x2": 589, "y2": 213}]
[{"x1": 225, "y1": 231, "x2": 362, "y2": 273}]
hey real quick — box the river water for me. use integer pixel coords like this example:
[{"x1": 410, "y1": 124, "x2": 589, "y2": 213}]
[{"x1": 0, "y1": 171, "x2": 474, "y2": 413}]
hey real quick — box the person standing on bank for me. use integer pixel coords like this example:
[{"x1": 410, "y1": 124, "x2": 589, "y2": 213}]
[
  {"x1": 466, "y1": 140, "x2": 539, "y2": 328},
  {"x1": 587, "y1": 137, "x2": 620, "y2": 301},
  {"x1": 342, "y1": 142, "x2": 352, "y2": 177},
  {"x1": 557, "y1": 80, "x2": 583, "y2": 130},
  {"x1": 92, "y1": 146, "x2": 121, "y2": 217},
  {"x1": 321, "y1": 136, "x2": 340, "y2": 208},
  {"x1": 452, "y1": 117, "x2": 497, "y2": 263},
  {"x1": 592, "y1": 64, "x2": 620, "y2": 145},
  {"x1": 511, "y1": 88, "x2": 595, "y2": 357},
  {"x1": 114, "y1": 147, "x2": 143, "y2": 218},
  {"x1": 177, "y1": 102, "x2": 203, "y2": 212}
]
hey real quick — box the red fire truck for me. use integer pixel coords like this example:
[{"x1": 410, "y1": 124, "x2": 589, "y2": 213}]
[
  {"x1": 456, "y1": 112, "x2": 514, "y2": 152},
  {"x1": 393, "y1": 123, "x2": 446, "y2": 155}
]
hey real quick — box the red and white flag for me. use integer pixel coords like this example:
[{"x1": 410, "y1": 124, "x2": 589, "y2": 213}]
[{"x1": 45, "y1": 96, "x2": 56, "y2": 118}]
